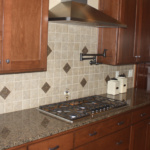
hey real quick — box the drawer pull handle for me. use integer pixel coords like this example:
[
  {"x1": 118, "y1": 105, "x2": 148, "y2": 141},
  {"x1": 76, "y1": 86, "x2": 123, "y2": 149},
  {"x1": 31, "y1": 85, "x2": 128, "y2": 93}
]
[
  {"x1": 118, "y1": 121, "x2": 124, "y2": 126},
  {"x1": 89, "y1": 131, "x2": 97, "y2": 136},
  {"x1": 49, "y1": 145, "x2": 59, "y2": 150},
  {"x1": 140, "y1": 113, "x2": 146, "y2": 117},
  {"x1": 116, "y1": 140, "x2": 123, "y2": 145},
  {"x1": 6, "y1": 59, "x2": 10, "y2": 64}
]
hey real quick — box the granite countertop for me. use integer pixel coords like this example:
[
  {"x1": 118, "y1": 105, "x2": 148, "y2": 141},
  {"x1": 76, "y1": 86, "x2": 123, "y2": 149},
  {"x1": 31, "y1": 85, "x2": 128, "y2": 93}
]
[{"x1": 1, "y1": 88, "x2": 150, "y2": 150}]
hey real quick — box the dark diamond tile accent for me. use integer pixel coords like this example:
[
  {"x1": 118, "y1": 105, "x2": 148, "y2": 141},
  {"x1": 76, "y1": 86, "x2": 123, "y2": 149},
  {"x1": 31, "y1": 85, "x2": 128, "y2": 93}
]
[
  {"x1": 105, "y1": 75, "x2": 110, "y2": 83},
  {"x1": 1, "y1": 127, "x2": 10, "y2": 139},
  {"x1": 63, "y1": 63, "x2": 71, "y2": 73},
  {"x1": 80, "y1": 78, "x2": 87, "y2": 87},
  {"x1": 47, "y1": 45, "x2": 52, "y2": 56},
  {"x1": 0, "y1": 87, "x2": 11, "y2": 99},
  {"x1": 42, "y1": 82, "x2": 51, "y2": 93},
  {"x1": 82, "y1": 46, "x2": 88, "y2": 54},
  {"x1": 41, "y1": 117, "x2": 49, "y2": 128}
]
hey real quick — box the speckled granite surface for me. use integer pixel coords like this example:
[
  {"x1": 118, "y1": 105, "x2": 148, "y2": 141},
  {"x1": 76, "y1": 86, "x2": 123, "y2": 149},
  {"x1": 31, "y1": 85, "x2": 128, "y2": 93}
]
[{"x1": 1, "y1": 88, "x2": 150, "y2": 150}]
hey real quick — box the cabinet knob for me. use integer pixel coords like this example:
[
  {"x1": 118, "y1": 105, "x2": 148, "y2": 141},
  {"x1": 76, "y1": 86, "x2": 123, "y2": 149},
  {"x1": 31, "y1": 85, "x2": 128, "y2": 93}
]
[
  {"x1": 116, "y1": 140, "x2": 123, "y2": 145},
  {"x1": 49, "y1": 145, "x2": 59, "y2": 150},
  {"x1": 140, "y1": 113, "x2": 146, "y2": 117},
  {"x1": 6, "y1": 59, "x2": 10, "y2": 64},
  {"x1": 117, "y1": 121, "x2": 124, "y2": 126},
  {"x1": 89, "y1": 131, "x2": 97, "y2": 136}
]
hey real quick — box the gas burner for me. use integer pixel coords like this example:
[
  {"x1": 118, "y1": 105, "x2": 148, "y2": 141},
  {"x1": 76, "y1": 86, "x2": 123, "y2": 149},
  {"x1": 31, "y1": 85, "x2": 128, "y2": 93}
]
[{"x1": 38, "y1": 95, "x2": 128, "y2": 123}]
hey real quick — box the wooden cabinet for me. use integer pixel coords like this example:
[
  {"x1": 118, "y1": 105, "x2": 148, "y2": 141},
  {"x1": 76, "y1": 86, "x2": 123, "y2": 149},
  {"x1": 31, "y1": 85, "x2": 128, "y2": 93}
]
[
  {"x1": 130, "y1": 105, "x2": 150, "y2": 150},
  {"x1": 146, "y1": 120, "x2": 150, "y2": 150},
  {"x1": 75, "y1": 127, "x2": 130, "y2": 150},
  {"x1": 1, "y1": 0, "x2": 48, "y2": 74},
  {"x1": 131, "y1": 105, "x2": 150, "y2": 124},
  {"x1": 98, "y1": 0, "x2": 137, "y2": 65},
  {"x1": 134, "y1": 0, "x2": 150, "y2": 62},
  {"x1": 75, "y1": 112, "x2": 131, "y2": 147},
  {"x1": 0, "y1": 0, "x2": 3, "y2": 71},
  {"x1": 130, "y1": 119, "x2": 149, "y2": 150},
  {"x1": 15, "y1": 148, "x2": 27, "y2": 150},
  {"x1": 28, "y1": 133, "x2": 73, "y2": 150}
]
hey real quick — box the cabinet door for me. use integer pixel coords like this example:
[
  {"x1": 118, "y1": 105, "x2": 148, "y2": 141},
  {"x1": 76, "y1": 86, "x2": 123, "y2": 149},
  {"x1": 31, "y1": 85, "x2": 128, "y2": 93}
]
[
  {"x1": 130, "y1": 119, "x2": 149, "y2": 150},
  {"x1": 135, "y1": 0, "x2": 150, "y2": 62},
  {"x1": 0, "y1": 0, "x2": 3, "y2": 71},
  {"x1": 98, "y1": 0, "x2": 119, "y2": 65},
  {"x1": 117, "y1": 0, "x2": 137, "y2": 64},
  {"x1": 146, "y1": 119, "x2": 150, "y2": 150},
  {"x1": 2, "y1": 0, "x2": 48, "y2": 73},
  {"x1": 98, "y1": 0, "x2": 136, "y2": 65}
]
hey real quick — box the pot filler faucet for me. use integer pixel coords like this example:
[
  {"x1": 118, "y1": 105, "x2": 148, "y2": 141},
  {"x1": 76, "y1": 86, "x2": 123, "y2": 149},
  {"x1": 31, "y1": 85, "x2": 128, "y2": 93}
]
[{"x1": 80, "y1": 49, "x2": 107, "y2": 65}]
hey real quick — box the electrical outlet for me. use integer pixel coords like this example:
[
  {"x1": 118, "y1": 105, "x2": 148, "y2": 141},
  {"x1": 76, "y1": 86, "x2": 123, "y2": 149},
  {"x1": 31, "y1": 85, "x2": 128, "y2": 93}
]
[
  {"x1": 115, "y1": 71, "x2": 119, "y2": 78},
  {"x1": 130, "y1": 69, "x2": 133, "y2": 77},
  {"x1": 128, "y1": 69, "x2": 133, "y2": 77}
]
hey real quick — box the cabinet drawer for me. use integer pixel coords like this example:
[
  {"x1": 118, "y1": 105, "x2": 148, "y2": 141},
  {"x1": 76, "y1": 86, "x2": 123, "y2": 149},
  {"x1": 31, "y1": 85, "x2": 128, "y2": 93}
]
[
  {"x1": 15, "y1": 148, "x2": 27, "y2": 150},
  {"x1": 28, "y1": 133, "x2": 73, "y2": 150},
  {"x1": 75, "y1": 112, "x2": 131, "y2": 147},
  {"x1": 132, "y1": 105, "x2": 150, "y2": 124},
  {"x1": 75, "y1": 127, "x2": 130, "y2": 150}
]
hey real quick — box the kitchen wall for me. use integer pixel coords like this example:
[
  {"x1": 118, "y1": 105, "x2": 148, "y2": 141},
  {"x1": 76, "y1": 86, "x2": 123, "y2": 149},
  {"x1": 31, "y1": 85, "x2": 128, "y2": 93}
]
[{"x1": 0, "y1": 1, "x2": 135, "y2": 114}]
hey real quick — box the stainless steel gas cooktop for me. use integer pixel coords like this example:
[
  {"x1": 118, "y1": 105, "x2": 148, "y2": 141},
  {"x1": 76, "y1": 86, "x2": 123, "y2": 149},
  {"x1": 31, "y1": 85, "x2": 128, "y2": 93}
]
[{"x1": 38, "y1": 95, "x2": 127, "y2": 123}]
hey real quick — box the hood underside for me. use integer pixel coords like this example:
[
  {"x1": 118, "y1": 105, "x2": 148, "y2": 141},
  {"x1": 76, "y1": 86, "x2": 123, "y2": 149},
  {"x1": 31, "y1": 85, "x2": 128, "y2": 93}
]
[{"x1": 49, "y1": 1, "x2": 127, "y2": 28}]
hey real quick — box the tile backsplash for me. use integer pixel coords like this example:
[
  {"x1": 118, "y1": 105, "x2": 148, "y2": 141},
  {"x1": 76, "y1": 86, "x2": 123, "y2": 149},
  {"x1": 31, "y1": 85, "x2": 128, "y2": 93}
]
[{"x1": 0, "y1": 23, "x2": 135, "y2": 114}]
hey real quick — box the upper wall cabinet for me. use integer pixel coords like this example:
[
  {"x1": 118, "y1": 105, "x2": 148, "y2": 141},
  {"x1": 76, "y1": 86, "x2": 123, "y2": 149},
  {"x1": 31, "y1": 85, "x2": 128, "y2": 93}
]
[
  {"x1": 0, "y1": 0, "x2": 3, "y2": 71},
  {"x1": 98, "y1": 0, "x2": 137, "y2": 65},
  {"x1": 134, "y1": 0, "x2": 150, "y2": 63},
  {"x1": 0, "y1": 0, "x2": 49, "y2": 74}
]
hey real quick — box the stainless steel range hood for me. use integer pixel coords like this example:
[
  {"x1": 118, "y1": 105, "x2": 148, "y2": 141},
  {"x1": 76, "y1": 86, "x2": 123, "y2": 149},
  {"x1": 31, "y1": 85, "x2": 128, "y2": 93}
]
[{"x1": 49, "y1": 0, "x2": 127, "y2": 28}]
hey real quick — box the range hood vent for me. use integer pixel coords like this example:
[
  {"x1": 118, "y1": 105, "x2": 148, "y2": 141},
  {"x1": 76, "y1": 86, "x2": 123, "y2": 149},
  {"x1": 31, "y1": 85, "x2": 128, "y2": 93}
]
[{"x1": 49, "y1": 0, "x2": 127, "y2": 28}]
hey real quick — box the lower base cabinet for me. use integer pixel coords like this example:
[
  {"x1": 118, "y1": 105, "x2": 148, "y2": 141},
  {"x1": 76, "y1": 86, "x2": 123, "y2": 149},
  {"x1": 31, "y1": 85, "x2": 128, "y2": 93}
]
[
  {"x1": 146, "y1": 120, "x2": 150, "y2": 150},
  {"x1": 130, "y1": 119, "x2": 149, "y2": 150},
  {"x1": 75, "y1": 127, "x2": 130, "y2": 150},
  {"x1": 28, "y1": 133, "x2": 73, "y2": 150}
]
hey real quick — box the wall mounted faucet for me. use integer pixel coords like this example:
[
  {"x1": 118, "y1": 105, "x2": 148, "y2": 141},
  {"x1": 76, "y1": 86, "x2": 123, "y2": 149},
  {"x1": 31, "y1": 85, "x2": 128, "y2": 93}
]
[{"x1": 80, "y1": 49, "x2": 107, "y2": 65}]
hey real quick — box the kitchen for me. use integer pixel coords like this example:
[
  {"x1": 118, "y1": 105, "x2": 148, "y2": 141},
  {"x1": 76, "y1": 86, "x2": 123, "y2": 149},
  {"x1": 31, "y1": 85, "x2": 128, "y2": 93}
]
[{"x1": 0, "y1": 0, "x2": 150, "y2": 150}]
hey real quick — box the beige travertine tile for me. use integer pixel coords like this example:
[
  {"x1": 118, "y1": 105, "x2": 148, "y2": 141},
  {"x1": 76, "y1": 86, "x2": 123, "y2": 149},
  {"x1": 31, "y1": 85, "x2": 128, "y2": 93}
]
[
  {"x1": 23, "y1": 90, "x2": 30, "y2": 100},
  {"x1": 0, "y1": 103, "x2": 4, "y2": 114},
  {"x1": 13, "y1": 101, "x2": 22, "y2": 111},
  {"x1": 4, "y1": 102, "x2": 13, "y2": 113},
  {"x1": 22, "y1": 100, "x2": 30, "y2": 110},
  {"x1": 15, "y1": 91, "x2": 23, "y2": 101}
]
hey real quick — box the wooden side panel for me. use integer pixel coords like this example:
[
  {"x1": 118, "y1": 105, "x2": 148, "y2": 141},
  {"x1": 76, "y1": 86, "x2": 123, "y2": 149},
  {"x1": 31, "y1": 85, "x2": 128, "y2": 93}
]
[
  {"x1": 98, "y1": 0, "x2": 119, "y2": 65},
  {"x1": 75, "y1": 127, "x2": 130, "y2": 150},
  {"x1": 117, "y1": 0, "x2": 137, "y2": 64},
  {"x1": 2, "y1": 0, "x2": 48, "y2": 73},
  {"x1": 129, "y1": 119, "x2": 148, "y2": 150}
]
